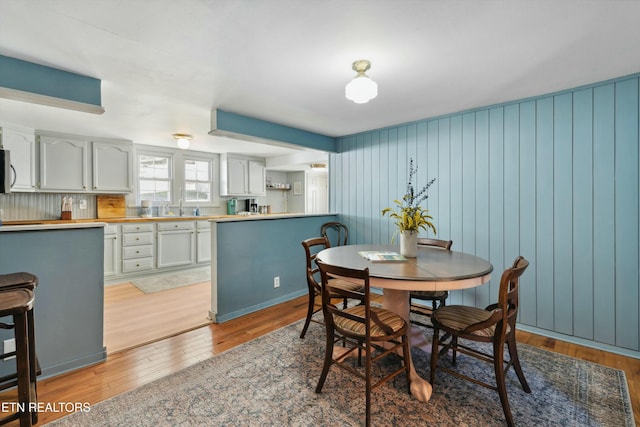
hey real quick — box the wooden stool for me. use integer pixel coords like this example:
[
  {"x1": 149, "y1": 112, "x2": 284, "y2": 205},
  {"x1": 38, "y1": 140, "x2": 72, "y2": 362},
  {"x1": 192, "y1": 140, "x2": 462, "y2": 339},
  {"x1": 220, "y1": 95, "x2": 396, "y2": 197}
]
[{"x1": 0, "y1": 288, "x2": 37, "y2": 427}]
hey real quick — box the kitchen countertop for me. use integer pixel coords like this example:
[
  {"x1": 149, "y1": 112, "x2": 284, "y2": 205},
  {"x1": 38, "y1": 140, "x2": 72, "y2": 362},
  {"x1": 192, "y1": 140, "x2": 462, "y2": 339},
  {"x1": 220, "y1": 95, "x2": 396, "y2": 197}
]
[
  {"x1": 1, "y1": 212, "x2": 331, "y2": 227},
  {"x1": 0, "y1": 222, "x2": 107, "y2": 232}
]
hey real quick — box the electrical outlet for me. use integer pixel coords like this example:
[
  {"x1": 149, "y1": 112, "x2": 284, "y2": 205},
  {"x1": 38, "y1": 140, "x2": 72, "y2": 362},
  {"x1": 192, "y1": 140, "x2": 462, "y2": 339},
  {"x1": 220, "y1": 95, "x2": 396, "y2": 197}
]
[
  {"x1": 79, "y1": 199, "x2": 87, "y2": 210},
  {"x1": 3, "y1": 339, "x2": 15, "y2": 361},
  {"x1": 274, "y1": 276, "x2": 280, "y2": 288}
]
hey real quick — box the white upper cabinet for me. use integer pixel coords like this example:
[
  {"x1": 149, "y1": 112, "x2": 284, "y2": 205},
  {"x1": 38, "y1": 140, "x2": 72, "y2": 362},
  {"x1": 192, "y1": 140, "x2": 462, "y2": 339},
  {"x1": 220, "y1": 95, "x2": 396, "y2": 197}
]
[
  {"x1": 37, "y1": 131, "x2": 133, "y2": 193},
  {"x1": 39, "y1": 135, "x2": 89, "y2": 191},
  {"x1": 248, "y1": 160, "x2": 266, "y2": 196},
  {"x1": 92, "y1": 141, "x2": 133, "y2": 192},
  {"x1": 0, "y1": 125, "x2": 36, "y2": 191},
  {"x1": 220, "y1": 153, "x2": 265, "y2": 196}
]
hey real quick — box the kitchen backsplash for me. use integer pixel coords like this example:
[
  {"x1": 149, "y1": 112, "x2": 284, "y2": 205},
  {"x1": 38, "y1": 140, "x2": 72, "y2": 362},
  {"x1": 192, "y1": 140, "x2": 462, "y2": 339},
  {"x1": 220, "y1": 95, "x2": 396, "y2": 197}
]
[{"x1": 0, "y1": 192, "x2": 97, "y2": 220}]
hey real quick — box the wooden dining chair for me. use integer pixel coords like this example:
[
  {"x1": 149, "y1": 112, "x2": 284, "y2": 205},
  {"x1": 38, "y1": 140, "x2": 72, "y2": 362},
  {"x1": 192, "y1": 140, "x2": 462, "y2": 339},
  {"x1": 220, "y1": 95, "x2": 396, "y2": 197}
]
[
  {"x1": 320, "y1": 221, "x2": 349, "y2": 247},
  {"x1": 315, "y1": 260, "x2": 411, "y2": 427},
  {"x1": 409, "y1": 238, "x2": 453, "y2": 328},
  {"x1": 429, "y1": 256, "x2": 531, "y2": 427},
  {"x1": 299, "y1": 237, "x2": 362, "y2": 339}
]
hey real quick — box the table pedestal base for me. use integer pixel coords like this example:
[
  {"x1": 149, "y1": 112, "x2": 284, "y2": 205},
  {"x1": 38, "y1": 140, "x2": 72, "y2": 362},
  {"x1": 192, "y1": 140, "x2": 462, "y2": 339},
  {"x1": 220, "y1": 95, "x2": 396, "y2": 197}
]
[{"x1": 382, "y1": 288, "x2": 432, "y2": 402}]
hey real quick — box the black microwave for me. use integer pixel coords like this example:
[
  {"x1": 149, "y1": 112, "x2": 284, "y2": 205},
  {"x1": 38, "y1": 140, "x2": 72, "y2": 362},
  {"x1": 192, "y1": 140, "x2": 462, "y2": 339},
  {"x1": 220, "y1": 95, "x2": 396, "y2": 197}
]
[{"x1": 0, "y1": 149, "x2": 14, "y2": 193}]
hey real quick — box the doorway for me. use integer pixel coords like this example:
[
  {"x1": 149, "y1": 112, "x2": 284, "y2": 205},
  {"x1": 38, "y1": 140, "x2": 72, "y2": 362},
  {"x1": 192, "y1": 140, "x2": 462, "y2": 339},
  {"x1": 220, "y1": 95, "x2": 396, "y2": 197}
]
[{"x1": 305, "y1": 170, "x2": 328, "y2": 213}]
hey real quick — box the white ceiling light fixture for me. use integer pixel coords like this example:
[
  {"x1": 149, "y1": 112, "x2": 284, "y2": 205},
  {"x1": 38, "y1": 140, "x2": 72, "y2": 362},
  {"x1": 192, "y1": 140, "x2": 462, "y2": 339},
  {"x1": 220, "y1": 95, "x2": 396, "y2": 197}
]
[
  {"x1": 173, "y1": 133, "x2": 192, "y2": 149},
  {"x1": 345, "y1": 59, "x2": 378, "y2": 104}
]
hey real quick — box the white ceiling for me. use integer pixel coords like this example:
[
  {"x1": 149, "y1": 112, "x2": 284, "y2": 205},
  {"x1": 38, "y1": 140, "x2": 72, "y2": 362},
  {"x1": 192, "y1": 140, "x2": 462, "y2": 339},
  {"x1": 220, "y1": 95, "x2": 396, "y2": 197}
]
[{"x1": 1, "y1": 0, "x2": 640, "y2": 169}]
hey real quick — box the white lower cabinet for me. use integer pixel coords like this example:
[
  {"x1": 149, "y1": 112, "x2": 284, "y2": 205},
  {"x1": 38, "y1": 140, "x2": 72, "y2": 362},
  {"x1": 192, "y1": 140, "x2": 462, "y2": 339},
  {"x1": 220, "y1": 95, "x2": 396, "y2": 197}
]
[
  {"x1": 196, "y1": 221, "x2": 211, "y2": 263},
  {"x1": 103, "y1": 224, "x2": 119, "y2": 277},
  {"x1": 157, "y1": 221, "x2": 196, "y2": 268},
  {"x1": 104, "y1": 220, "x2": 210, "y2": 282}
]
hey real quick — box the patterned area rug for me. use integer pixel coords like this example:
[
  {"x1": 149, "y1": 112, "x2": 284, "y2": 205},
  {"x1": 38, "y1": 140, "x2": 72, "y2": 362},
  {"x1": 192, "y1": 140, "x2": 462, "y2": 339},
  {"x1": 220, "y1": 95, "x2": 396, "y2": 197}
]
[
  {"x1": 130, "y1": 266, "x2": 210, "y2": 293},
  {"x1": 46, "y1": 320, "x2": 634, "y2": 426}
]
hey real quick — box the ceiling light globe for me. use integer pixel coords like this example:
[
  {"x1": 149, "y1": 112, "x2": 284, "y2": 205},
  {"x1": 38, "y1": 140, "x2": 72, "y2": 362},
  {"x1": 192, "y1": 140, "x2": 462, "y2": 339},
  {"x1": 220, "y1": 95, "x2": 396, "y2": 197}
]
[
  {"x1": 345, "y1": 75, "x2": 378, "y2": 104},
  {"x1": 176, "y1": 138, "x2": 190, "y2": 149}
]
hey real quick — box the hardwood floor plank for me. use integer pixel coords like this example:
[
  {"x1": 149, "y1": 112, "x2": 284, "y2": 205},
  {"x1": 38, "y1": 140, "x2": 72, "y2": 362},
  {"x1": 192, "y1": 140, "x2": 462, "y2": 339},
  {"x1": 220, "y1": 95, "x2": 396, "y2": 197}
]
[{"x1": 103, "y1": 280, "x2": 212, "y2": 353}]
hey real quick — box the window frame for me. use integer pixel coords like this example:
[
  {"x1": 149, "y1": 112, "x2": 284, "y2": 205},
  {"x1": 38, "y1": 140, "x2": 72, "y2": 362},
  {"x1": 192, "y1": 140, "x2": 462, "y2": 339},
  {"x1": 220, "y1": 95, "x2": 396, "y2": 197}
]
[
  {"x1": 182, "y1": 153, "x2": 214, "y2": 205},
  {"x1": 136, "y1": 148, "x2": 175, "y2": 204}
]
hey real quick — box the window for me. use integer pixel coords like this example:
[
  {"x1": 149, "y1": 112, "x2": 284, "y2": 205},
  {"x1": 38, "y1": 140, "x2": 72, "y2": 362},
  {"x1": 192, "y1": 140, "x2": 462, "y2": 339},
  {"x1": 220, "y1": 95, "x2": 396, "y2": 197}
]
[
  {"x1": 138, "y1": 153, "x2": 172, "y2": 202},
  {"x1": 184, "y1": 158, "x2": 211, "y2": 203}
]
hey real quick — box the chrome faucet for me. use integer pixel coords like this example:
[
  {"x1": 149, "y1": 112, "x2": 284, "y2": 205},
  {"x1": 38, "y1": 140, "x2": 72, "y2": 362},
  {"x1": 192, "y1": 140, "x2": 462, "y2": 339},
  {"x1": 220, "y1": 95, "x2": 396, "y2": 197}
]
[{"x1": 179, "y1": 199, "x2": 184, "y2": 216}]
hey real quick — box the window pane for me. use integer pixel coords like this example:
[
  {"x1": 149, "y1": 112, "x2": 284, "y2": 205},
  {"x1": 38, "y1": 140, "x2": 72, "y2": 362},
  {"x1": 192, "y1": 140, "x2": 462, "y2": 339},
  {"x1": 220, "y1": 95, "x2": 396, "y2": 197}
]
[
  {"x1": 196, "y1": 170, "x2": 209, "y2": 181},
  {"x1": 184, "y1": 159, "x2": 211, "y2": 202},
  {"x1": 138, "y1": 154, "x2": 172, "y2": 202}
]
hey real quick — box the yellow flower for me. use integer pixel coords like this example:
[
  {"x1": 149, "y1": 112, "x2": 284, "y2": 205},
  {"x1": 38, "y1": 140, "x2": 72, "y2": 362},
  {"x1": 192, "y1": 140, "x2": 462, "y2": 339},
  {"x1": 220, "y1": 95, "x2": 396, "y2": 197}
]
[{"x1": 382, "y1": 158, "x2": 436, "y2": 235}]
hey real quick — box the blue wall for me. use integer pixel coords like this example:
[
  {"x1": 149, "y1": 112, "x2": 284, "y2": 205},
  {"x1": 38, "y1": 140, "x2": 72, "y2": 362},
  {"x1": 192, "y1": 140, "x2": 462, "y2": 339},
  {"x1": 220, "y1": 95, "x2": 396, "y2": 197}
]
[
  {"x1": 213, "y1": 215, "x2": 337, "y2": 322},
  {"x1": 0, "y1": 226, "x2": 106, "y2": 377},
  {"x1": 330, "y1": 73, "x2": 640, "y2": 357}
]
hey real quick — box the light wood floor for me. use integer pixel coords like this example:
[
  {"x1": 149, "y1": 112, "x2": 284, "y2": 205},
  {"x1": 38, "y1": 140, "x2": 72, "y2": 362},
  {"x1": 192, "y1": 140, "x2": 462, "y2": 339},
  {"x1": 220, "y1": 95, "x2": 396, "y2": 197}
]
[
  {"x1": 6, "y1": 294, "x2": 640, "y2": 425},
  {"x1": 104, "y1": 280, "x2": 212, "y2": 354}
]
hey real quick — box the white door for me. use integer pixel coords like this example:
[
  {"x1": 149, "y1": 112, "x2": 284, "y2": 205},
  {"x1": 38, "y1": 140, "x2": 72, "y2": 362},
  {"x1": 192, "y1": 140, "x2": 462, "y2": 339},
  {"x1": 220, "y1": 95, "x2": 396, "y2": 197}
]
[{"x1": 305, "y1": 171, "x2": 328, "y2": 213}]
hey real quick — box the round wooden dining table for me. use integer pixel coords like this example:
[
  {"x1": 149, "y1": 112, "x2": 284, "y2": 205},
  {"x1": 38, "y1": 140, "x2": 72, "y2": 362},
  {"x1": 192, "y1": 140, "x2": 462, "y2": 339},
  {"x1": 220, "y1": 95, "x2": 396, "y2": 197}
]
[{"x1": 316, "y1": 244, "x2": 493, "y2": 403}]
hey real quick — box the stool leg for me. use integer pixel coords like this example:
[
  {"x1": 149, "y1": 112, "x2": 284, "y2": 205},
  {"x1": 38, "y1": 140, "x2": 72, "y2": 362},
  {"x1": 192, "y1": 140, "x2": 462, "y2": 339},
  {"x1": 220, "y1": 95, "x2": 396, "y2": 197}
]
[
  {"x1": 27, "y1": 308, "x2": 38, "y2": 424},
  {"x1": 14, "y1": 313, "x2": 32, "y2": 427}
]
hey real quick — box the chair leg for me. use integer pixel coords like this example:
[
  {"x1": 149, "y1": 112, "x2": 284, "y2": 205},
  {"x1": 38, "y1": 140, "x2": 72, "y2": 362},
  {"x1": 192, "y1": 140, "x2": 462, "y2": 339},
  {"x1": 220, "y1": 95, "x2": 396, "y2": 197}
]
[
  {"x1": 430, "y1": 327, "x2": 440, "y2": 384},
  {"x1": 15, "y1": 314, "x2": 32, "y2": 427},
  {"x1": 507, "y1": 332, "x2": 531, "y2": 393},
  {"x1": 27, "y1": 308, "x2": 38, "y2": 424},
  {"x1": 299, "y1": 290, "x2": 316, "y2": 339},
  {"x1": 365, "y1": 337, "x2": 372, "y2": 427},
  {"x1": 493, "y1": 340, "x2": 515, "y2": 427},
  {"x1": 315, "y1": 327, "x2": 334, "y2": 393},
  {"x1": 451, "y1": 336, "x2": 458, "y2": 365}
]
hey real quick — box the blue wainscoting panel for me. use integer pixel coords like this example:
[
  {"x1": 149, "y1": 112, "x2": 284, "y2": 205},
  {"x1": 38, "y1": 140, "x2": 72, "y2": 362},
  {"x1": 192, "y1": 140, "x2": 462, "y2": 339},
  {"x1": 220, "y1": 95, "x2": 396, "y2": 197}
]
[
  {"x1": 474, "y1": 110, "x2": 491, "y2": 309},
  {"x1": 462, "y1": 112, "x2": 477, "y2": 306},
  {"x1": 520, "y1": 100, "x2": 538, "y2": 326},
  {"x1": 572, "y1": 88, "x2": 594, "y2": 340},
  {"x1": 330, "y1": 72, "x2": 640, "y2": 356},
  {"x1": 488, "y1": 107, "x2": 505, "y2": 304},
  {"x1": 592, "y1": 83, "x2": 616, "y2": 346},
  {"x1": 553, "y1": 93, "x2": 575, "y2": 336},
  {"x1": 614, "y1": 78, "x2": 639, "y2": 350}
]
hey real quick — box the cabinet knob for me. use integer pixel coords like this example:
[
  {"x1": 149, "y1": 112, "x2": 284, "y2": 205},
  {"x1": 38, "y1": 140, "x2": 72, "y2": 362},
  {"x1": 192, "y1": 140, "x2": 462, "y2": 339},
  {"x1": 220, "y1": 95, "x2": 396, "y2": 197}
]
[
  {"x1": 136, "y1": 250, "x2": 140, "y2": 254},
  {"x1": 136, "y1": 237, "x2": 139, "y2": 240},
  {"x1": 136, "y1": 263, "x2": 140, "y2": 267},
  {"x1": 175, "y1": 224, "x2": 179, "y2": 228}
]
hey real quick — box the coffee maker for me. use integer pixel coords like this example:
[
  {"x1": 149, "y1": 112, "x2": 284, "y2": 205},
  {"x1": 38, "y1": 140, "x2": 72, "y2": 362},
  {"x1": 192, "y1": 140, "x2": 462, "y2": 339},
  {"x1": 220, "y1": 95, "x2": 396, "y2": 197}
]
[{"x1": 245, "y1": 198, "x2": 258, "y2": 213}]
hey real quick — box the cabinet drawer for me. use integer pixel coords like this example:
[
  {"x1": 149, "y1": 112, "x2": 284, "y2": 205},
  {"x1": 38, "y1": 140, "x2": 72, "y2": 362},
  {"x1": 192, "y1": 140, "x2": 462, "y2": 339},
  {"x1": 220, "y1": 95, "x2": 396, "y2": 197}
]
[
  {"x1": 104, "y1": 224, "x2": 119, "y2": 235},
  {"x1": 157, "y1": 221, "x2": 195, "y2": 231},
  {"x1": 122, "y1": 223, "x2": 154, "y2": 233},
  {"x1": 122, "y1": 232, "x2": 154, "y2": 246},
  {"x1": 122, "y1": 257, "x2": 154, "y2": 273},
  {"x1": 122, "y1": 245, "x2": 153, "y2": 259},
  {"x1": 196, "y1": 220, "x2": 211, "y2": 229}
]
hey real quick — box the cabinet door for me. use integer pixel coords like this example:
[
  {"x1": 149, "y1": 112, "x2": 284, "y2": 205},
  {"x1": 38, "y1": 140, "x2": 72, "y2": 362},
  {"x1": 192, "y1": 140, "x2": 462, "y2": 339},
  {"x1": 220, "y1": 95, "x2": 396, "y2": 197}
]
[
  {"x1": 93, "y1": 141, "x2": 133, "y2": 192},
  {"x1": 196, "y1": 229, "x2": 211, "y2": 263},
  {"x1": 39, "y1": 136, "x2": 88, "y2": 191},
  {"x1": 1, "y1": 127, "x2": 36, "y2": 191},
  {"x1": 248, "y1": 160, "x2": 265, "y2": 195},
  {"x1": 157, "y1": 230, "x2": 196, "y2": 268},
  {"x1": 104, "y1": 234, "x2": 119, "y2": 277},
  {"x1": 226, "y1": 158, "x2": 247, "y2": 195}
]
